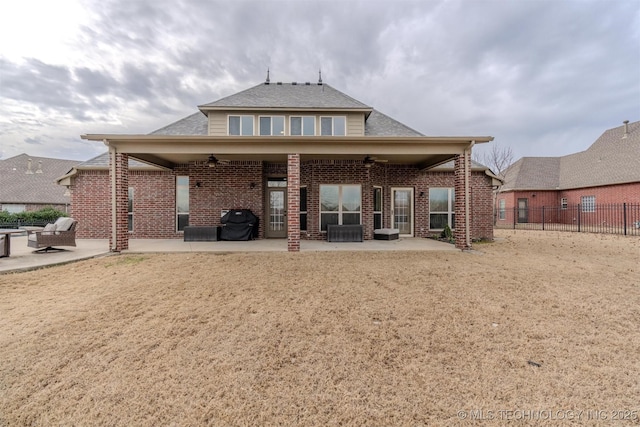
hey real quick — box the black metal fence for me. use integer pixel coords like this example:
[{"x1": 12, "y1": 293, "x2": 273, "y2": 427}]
[
  {"x1": 495, "y1": 203, "x2": 640, "y2": 236},
  {"x1": 0, "y1": 220, "x2": 50, "y2": 229}
]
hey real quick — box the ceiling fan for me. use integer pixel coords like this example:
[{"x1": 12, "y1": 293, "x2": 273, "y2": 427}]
[
  {"x1": 207, "y1": 154, "x2": 230, "y2": 168},
  {"x1": 363, "y1": 155, "x2": 389, "y2": 168}
]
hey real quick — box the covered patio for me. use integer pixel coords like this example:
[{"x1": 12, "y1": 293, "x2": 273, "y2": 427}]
[{"x1": 73, "y1": 134, "x2": 493, "y2": 253}]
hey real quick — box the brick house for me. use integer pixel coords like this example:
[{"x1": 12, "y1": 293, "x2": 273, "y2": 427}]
[
  {"x1": 59, "y1": 79, "x2": 500, "y2": 252},
  {"x1": 1, "y1": 154, "x2": 79, "y2": 214},
  {"x1": 496, "y1": 120, "x2": 640, "y2": 228}
]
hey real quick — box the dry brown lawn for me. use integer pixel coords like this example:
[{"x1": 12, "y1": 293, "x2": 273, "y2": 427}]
[{"x1": 1, "y1": 230, "x2": 639, "y2": 426}]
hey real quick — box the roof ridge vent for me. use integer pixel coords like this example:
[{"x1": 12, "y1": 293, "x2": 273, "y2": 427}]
[
  {"x1": 292, "y1": 82, "x2": 297, "y2": 85},
  {"x1": 305, "y1": 82, "x2": 310, "y2": 85},
  {"x1": 276, "y1": 82, "x2": 282, "y2": 85},
  {"x1": 622, "y1": 120, "x2": 629, "y2": 139}
]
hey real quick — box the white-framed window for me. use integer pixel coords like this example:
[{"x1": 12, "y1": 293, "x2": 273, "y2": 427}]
[
  {"x1": 259, "y1": 116, "x2": 285, "y2": 136},
  {"x1": 581, "y1": 195, "x2": 595, "y2": 213},
  {"x1": 429, "y1": 188, "x2": 455, "y2": 229},
  {"x1": 373, "y1": 186, "x2": 383, "y2": 229},
  {"x1": 300, "y1": 186, "x2": 308, "y2": 232},
  {"x1": 228, "y1": 115, "x2": 254, "y2": 135},
  {"x1": 319, "y1": 184, "x2": 361, "y2": 231},
  {"x1": 1, "y1": 204, "x2": 26, "y2": 214},
  {"x1": 320, "y1": 116, "x2": 346, "y2": 136},
  {"x1": 498, "y1": 199, "x2": 506, "y2": 220},
  {"x1": 561, "y1": 197, "x2": 568, "y2": 210},
  {"x1": 128, "y1": 187, "x2": 134, "y2": 232},
  {"x1": 176, "y1": 176, "x2": 189, "y2": 231},
  {"x1": 290, "y1": 116, "x2": 316, "y2": 136}
]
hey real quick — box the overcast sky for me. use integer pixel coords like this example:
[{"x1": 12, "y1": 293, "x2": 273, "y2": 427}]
[{"x1": 1, "y1": 0, "x2": 638, "y2": 164}]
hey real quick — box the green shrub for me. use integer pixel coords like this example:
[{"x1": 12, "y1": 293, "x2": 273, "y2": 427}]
[
  {"x1": 440, "y1": 224, "x2": 453, "y2": 241},
  {"x1": 0, "y1": 207, "x2": 67, "y2": 225}
]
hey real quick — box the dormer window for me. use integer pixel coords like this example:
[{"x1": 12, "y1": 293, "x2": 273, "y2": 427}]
[
  {"x1": 320, "y1": 116, "x2": 346, "y2": 136},
  {"x1": 259, "y1": 116, "x2": 285, "y2": 136},
  {"x1": 290, "y1": 116, "x2": 316, "y2": 136},
  {"x1": 228, "y1": 115, "x2": 254, "y2": 135}
]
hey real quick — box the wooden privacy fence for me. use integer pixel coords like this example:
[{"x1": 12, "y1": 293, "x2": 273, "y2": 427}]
[{"x1": 495, "y1": 203, "x2": 640, "y2": 236}]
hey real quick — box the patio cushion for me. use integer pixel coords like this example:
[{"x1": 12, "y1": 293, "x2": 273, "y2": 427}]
[
  {"x1": 54, "y1": 217, "x2": 75, "y2": 231},
  {"x1": 42, "y1": 223, "x2": 57, "y2": 235}
]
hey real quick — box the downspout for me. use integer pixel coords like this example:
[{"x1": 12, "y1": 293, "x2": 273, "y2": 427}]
[
  {"x1": 465, "y1": 141, "x2": 475, "y2": 249},
  {"x1": 108, "y1": 142, "x2": 117, "y2": 251}
]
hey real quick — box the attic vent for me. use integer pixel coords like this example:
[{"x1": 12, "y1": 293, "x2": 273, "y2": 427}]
[
  {"x1": 292, "y1": 82, "x2": 297, "y2": 85},
  {"x1": 26, "y1": 158, "x2": 33, "y2": 174},
  {"x1": 36, "y1": 160, "x2": 43, "y2": 174},
  {"x1": 276, "y1": 82, "x2": 282, "y2": 85},
  {"x1": 305, "y1": 82, "x2": 310, "y2": 85},
  {"x1": 623, "y1": 120, "x2": 629, "y2": 139}
]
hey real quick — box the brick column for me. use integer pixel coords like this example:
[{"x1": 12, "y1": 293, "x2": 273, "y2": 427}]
[
  {"x1": 287, "y1": 154, "x2": 300, "y2": 252},
  {"x1": 454, "y1": 153, "x2": 470, "y2": 250},
  {"x1": 110, "y1": 152, "x2": 129, "y2": 251}
]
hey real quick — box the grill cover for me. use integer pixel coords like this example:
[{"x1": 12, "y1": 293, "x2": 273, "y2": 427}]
[{"x1": 220, "y1": 209, "x2": 259, "y2": 241}]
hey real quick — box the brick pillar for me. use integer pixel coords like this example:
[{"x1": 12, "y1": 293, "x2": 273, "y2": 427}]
[
  {"x1": 110, "y1": 152, "x2": 129, "y2": 252},
  {"x1": 454, "y1": 153, "x2": 470, "y2": 250},
  {"x1": 287, "y1": 154, "x2": 300, "y2": 252}
]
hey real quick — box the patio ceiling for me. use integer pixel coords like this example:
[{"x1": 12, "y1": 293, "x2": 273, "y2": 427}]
[{"x1": 81, "y1": 134, "x2": 494, "y2": 170}]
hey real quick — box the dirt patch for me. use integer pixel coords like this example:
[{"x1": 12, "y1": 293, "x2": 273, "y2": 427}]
[{"x1": 1, "y1": 230, "x2": 639, "y2": 426}]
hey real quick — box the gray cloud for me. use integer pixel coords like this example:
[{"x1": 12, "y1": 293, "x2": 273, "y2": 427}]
[{"x1": 0, "y1": 0, "x2": 638, "y2": 162}]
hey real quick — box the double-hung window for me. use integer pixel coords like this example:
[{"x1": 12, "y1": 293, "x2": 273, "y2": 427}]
[
  {"x1": 259, "y1": 116, "x2": 285, "y2": 136},
  {"x1": 228, "y1": 115, "x2": 254, "y2": 135},
  {"x1": 319, "y1": 185, "x2": 361, "y2": 231},
  {"x1": 176, "y1": 176, "x2": 189, "y2": 231},
  {"x1": 429, "y1": 188, "x2": 455, "y2": 229},
  {"x1": 320, "y1": 116, "x2": 346, "y2": 136},
  {"x1": 498, "y1": 199, "x2": 506, "y2": 220},
  {"x1": 290, "y1": 116, "x2": 316, "y2": 135}
]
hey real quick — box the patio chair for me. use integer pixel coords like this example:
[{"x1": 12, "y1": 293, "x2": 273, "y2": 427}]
[{"x1": 26, "y1": 217, "x2": 78, "y2": 252}]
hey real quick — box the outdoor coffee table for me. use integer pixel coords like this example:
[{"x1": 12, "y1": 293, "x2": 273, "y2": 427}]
[{"x1": 0, "y1": 229, "x2": 24, "y2": 257}]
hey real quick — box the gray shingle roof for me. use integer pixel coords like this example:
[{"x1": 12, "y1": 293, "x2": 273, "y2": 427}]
[
  {"x1": 150, "y1": 112, "x2": 208, "y2": 136},
  {"x1": 364, "y1": 109, "x2": 423, "y2": 137},
  {"x1": 75, "y1": 153, "x2": 164, "y2": 169},
  {"x1": 501, "y1": 120, "x2": 640, "y2": 191},
  {"x1": 200, "y1": 83, "x2": 372, "y2": 110},
  {"x1": 0, "y1": 154, "x2": 80, "y2": 205}
]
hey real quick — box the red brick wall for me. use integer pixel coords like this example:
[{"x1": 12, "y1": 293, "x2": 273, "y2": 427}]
[
  {"x1": 71, "y1": 160, "x2": 496, "y2": 242},
  {"x1": 70, "y1": 170, "x2": 111, "y2": 239}
]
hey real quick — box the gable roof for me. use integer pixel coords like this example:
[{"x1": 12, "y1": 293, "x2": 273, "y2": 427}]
[
  {"x1": 199, "y1": 82, "x2": 372, "y2": 111},
  {"x1": 501, "y1": 120, "x2": 640, "y2": 191},
  {"x1": 0, "y1": 154, "x2": 80, "y2": 205}
]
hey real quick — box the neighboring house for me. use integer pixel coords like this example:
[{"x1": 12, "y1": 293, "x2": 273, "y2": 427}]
[
  {"x1": 0, "y1": 154, "x2": 79, "y2": 213},
  {"x1": 59, "y1": 78, "x2": 500, "y2": 252},
  {"x1": 496, "y1": 120, "x2": 640, "y2": 227}
]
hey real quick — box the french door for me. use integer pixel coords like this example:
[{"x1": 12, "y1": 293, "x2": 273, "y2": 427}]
[{"x1": 391, "y1": 188, "x2": 414, "y2": 236}]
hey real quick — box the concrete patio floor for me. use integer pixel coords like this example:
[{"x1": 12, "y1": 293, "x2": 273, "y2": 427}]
[{"x1": 0, "y1": 234, "x2": 457, "y2": 274}]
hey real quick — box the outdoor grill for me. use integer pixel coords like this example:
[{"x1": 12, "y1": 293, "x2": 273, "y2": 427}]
[{"x1": 219, "y1": 209, "x2": 259, "y2": 241}]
